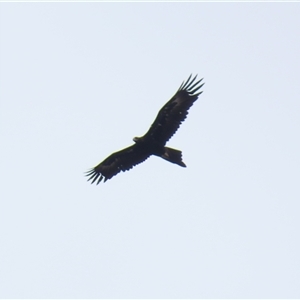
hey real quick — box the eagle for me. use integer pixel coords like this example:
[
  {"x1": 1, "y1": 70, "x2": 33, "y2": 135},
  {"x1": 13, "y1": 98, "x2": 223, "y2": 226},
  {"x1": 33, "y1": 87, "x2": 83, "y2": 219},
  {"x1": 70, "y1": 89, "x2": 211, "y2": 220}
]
[{"x1": 86, "y1": 74, "x2": 204, "y2": 184}]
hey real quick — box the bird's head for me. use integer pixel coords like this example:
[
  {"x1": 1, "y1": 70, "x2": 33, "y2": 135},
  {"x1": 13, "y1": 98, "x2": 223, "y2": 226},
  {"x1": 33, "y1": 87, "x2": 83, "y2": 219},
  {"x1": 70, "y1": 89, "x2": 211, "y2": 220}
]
[{"x1": 133, "y1": 136, "x2": 141, "y2": 143}]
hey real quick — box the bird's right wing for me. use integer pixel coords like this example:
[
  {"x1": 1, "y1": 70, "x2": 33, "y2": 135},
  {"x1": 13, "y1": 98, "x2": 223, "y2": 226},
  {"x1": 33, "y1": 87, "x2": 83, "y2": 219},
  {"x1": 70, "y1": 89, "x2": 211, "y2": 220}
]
[{"x1": 86, "y1": 144, "x2": 150, "y2": 184}]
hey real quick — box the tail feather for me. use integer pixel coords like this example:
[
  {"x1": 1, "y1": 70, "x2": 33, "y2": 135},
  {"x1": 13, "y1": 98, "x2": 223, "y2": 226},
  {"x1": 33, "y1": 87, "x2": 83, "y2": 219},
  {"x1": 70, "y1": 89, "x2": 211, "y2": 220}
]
[{"x1": 161, "y1": 147, "x2": 186, "y2": 167}]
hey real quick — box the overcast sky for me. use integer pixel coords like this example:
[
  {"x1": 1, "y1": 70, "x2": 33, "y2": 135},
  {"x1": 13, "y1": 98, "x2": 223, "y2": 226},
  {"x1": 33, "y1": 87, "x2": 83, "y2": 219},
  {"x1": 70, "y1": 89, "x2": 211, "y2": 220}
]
[{"x1": 1, "y1": 2, "x2": 300, "y2": 298}]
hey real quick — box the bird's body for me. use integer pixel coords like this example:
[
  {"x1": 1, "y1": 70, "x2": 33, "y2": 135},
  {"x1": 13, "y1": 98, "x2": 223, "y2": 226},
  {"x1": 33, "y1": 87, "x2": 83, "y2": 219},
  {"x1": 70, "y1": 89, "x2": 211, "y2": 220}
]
[{"x1": 86, "y1": 74, "x2": 204, "y2": 184}]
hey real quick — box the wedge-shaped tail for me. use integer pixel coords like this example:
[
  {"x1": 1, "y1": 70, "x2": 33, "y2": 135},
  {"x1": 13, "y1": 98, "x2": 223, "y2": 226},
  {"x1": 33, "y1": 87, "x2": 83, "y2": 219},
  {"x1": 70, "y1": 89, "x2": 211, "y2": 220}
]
[{"x1": 161, "y1": 147, "x2": 186, "y2": 167}]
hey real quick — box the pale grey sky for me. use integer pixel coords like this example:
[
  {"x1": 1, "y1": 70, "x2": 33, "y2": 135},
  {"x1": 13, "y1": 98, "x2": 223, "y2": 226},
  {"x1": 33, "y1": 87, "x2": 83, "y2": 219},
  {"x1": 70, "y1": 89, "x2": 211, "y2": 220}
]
[{"x1": 0, "y1": 2, "x2": 300, "y2": 298}]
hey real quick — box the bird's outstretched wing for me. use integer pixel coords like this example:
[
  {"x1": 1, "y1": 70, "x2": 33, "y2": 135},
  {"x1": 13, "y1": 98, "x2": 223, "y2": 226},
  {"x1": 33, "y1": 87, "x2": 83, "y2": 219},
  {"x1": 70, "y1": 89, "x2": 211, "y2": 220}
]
[
  {"x1": 143, "y1": 74, "x2": 204, "y2": 145},
  {"x1": 86, "y1": 144, "x2": 150, "y2": 184}
]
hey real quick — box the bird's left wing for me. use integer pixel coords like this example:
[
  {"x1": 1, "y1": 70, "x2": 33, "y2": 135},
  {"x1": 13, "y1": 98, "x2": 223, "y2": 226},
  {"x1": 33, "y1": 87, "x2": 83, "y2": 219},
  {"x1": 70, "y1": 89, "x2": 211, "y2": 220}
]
[
  {"x1": 86, "y1": 144, "x2": 150, "y2": 184},
  {"x1": 143, "y1": 75, "x2": 204, "y2": 145}
]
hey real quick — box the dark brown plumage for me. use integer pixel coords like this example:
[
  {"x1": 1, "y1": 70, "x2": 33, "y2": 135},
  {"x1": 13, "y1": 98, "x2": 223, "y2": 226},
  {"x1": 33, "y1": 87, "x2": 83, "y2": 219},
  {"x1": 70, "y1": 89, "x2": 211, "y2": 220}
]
[{"x1": 86, "y1": 74, "x2": 204, "y2": 184}]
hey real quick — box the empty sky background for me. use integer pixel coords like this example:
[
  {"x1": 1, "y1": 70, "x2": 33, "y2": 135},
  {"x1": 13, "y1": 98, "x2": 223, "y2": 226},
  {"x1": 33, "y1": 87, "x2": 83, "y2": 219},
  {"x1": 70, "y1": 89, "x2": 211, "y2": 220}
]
[{"x1": 1, "y1": 2, "x2": 300, "y2": 298}]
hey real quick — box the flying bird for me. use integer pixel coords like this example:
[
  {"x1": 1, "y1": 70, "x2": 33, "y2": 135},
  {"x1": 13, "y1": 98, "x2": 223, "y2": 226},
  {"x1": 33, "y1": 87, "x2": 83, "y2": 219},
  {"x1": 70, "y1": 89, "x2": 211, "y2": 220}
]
[{"x1": 86, "y1": 74, "x2": 204, "y2": 184}]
